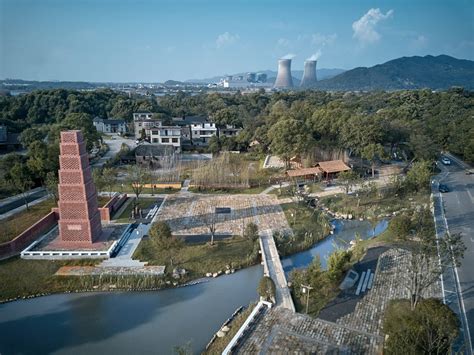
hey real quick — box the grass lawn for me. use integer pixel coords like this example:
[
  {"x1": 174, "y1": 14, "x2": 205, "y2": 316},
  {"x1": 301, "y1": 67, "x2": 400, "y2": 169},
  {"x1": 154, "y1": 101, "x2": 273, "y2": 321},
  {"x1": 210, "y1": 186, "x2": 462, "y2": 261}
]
[
  {"x1": 0, "y1": 257, "x2": 99, "y2": 302},
  {"x1": 0, "y1": 199, "x2": 57, "y2": 244},
  {"x1": 319, "y1": 191, "x2": 430, "y2": 220},
  {"x1": 133, "y1": 237, "x2": 260, "y2": 279},
  {"x1": 204, "y1": 303, "x2": 256, "y2": 354},
  {"x1": 114, "y1": 198, "x2": 158, "y2": 222},
  {"x1": 0, "y1": 196, "x2": 110, "y2": 244},
  {"x1": 277, "y1": 201, "x2": 331, "y2": 256}
]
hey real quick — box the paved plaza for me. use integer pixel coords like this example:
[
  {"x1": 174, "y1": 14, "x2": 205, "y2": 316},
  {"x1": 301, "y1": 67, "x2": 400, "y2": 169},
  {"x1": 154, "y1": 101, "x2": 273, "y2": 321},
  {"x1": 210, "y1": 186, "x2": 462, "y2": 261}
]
[
  {"x1": 156, "y1": 194, "x2": 291, "y2": 237},
  {"x1": 234, "y1": 248, "x2": 442, "y2": 354}
]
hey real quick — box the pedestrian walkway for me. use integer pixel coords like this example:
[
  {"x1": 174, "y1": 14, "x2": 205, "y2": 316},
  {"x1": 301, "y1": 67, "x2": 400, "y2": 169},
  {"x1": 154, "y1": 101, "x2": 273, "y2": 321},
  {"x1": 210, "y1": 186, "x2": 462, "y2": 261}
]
[
  {"x1": 0, "y1": 194, "x2": 51, "y2": 221},
  {"x1": 259, "y1": 229, "x2": 295, "y2": 311},
  {"x1": 181, "y1": 179, "x2": 191, "y2": 193},
  {"x1": 99, "y1": 224, "x2": 148, "y2": 268},
  {"x1": 260, "y1": 182, "x2": 289, "y2": 195}
]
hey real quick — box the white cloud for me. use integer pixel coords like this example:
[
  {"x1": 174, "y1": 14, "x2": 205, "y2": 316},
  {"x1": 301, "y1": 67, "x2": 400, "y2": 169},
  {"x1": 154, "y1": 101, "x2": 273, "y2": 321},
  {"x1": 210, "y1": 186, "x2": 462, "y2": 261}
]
[
  {"x1": 352, "y1": 8, "x2": 394, "y2": 45},
  {"x1": 277, "y1": 38, "x2": 290, "y2": 47},
  {"x1": 216, "y1": 32, "x2": 240, "y2": 48},
  {"x1": 311, "y1": 33, "x2": 337, "y2": 47}
]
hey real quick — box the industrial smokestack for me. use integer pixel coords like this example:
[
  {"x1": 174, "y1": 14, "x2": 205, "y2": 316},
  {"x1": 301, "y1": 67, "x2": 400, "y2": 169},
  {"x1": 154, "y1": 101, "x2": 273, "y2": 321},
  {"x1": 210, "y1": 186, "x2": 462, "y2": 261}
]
[
  {"x1": 274, "y1": 59, "x2": 294, "y2": 88},
  {"x1": 300, "y1": 60, "x2": 317, "y2": 87}
]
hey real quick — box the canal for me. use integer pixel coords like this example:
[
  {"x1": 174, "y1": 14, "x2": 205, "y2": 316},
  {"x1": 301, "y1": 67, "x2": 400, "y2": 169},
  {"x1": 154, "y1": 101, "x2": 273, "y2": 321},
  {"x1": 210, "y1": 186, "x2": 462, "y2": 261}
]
[{"x1": 0, "y1": 219, "x2": 387, "y2": 354}]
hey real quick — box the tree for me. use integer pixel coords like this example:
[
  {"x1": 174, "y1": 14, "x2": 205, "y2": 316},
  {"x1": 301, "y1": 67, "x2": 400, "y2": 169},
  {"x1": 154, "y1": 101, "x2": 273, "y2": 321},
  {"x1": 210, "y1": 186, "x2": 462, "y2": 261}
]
[
  {"x1": 208, "y1": 135, "x2": 220, "y2": 154},
  {"x1": 337, "y1": 170, "x2": 359, "y2": 194},
  {"x1": 384, "y1": 299, "x2": 459, "y2": 354},
  {"x1": 126, "y1": 164, "x2": 151, "y2": 200},
  {"x1": 405, "y1": 161, "x2": 431, "y2": 192},
  {"x1": 102, "y1": 167, "x2": 117, "y2": 197},
  {"x1": 361, "y1": 143, "x2": 384, "y2": 178},
  {"x1": 326, "y1": 249, "x2": 352, "y2": 281},
  {"x1": 243, "y1": 222, "x2": 259, "y2": 241},
  {"x1": 149, "y1": 221, "x2": 182, "y2": 250},
  {"x1": 18, "y1": 128, "x2": 44, "y2": 148},
  {"x1": 398, "y1": 209, "x2": 466, "y2": 310},
  {"x1": 204, "y1": 205, "x2": 218, "y2": 246},
  {"x1": 45, "y1": 171, "x2": 59, "y2": 202},
  {"x1": 92, "y1": 169, "x2": 106, "y2": 193},
  {"x1": 6, "y1": 163, "x2": 34, "y2": 210},
  {"x1": 388, "y1": 214, "x2": 412, "y2": 239},
  {"x1": 26, "y1": 140, "x2": 49, "y2": 183},
  {"x1": 268, "y1": 118, "x2": 312, "y2": 169},
  {"x1": 258, "y1": 276, "x2": 276, "y2": 302}
]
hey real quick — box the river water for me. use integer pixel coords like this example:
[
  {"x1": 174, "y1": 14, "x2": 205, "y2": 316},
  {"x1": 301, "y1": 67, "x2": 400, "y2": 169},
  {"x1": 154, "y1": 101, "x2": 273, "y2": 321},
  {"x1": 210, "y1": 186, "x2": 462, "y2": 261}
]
[{"x1": 0, "y1": 219, "x2": 387, "y2": 355}]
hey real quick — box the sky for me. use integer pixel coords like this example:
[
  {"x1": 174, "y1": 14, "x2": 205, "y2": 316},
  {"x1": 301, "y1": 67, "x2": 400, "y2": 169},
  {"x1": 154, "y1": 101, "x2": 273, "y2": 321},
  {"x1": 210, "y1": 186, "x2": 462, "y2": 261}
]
[{"x1": 1, "y1": 0, "x2": 473, "y2": 82}]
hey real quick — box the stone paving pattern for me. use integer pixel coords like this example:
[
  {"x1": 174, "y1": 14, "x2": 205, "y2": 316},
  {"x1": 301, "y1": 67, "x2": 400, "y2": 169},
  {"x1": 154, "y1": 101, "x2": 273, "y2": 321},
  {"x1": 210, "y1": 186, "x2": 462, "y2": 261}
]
[
  {"x1": 235, "y1": 248, "x2": 442, "y2": 354},
  {"x1": 237, "y1": 307, "x2": 382, "y2": 354},
  {"x1": 156, "y1": 194, "x2": 291, "y2": 236},
  {"x1": 336, "y1": 248, "x2": 442, "y2": 335},
  {"x1": 55, "y1": 265, "x2": 165, "y2": 276}
]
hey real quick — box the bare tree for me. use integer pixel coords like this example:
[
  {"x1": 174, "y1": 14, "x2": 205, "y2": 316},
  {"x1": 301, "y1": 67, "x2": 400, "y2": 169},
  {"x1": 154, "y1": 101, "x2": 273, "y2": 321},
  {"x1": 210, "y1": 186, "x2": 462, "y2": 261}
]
[
  {"x1": 398, "y1": 209, "x2": 465, "y2": 310},
  {"x1": 126, "y1": 164, "x2": 151, "y2": 200},
  {"x1": 204, "y1": 201, "x2": 218, "y2": 245},
  {"x1": 102, "y1": 167, "x2": 117, "y2": 197}
]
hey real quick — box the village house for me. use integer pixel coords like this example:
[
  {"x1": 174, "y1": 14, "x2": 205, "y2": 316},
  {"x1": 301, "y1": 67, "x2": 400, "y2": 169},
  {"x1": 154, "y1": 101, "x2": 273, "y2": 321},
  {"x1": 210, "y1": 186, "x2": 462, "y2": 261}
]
[{"x1": 93, "y1": 117, "x2": 128, "y2": 134}]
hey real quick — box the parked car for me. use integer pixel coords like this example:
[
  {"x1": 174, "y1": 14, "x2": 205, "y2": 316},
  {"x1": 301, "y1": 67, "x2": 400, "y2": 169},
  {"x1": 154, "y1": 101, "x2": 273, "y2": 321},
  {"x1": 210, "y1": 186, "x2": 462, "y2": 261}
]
[
  {"x1": 441, "y1": 157, "x2": 451, "y2": 165},
  {"x1": 439, "y1": 184, "x2": 450, "y2": 193},
  {"x1": 465, "y1": 169, "x2": 474, "y2": 175}
]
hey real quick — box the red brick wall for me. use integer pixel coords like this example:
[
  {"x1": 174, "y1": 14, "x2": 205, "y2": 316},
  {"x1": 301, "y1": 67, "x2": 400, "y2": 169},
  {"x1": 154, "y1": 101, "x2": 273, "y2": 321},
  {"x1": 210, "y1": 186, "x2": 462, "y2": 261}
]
[
  {"x1": 0, "y1": 210, "x2": 59, "y2": 260},
  {"x1": 99, "y1": 194, "x2": 128, "y2": 223}
]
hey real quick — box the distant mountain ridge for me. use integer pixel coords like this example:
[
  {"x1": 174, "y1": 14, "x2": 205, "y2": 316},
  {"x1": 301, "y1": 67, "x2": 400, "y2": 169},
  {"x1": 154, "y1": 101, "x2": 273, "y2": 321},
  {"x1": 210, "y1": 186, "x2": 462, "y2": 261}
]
[
  {"x1": 186, "y1": 68, "x2": 346, "y2": 84},
  {"x1": 314, "y1": 55, "x2": 474, "y2": 91}
]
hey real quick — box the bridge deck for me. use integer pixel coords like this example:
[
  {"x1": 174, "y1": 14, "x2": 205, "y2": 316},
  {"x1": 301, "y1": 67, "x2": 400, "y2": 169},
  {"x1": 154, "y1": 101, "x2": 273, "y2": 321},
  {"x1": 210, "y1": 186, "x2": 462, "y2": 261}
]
[{"x1": 260, "y1": 229, "x2": 295, "y2": 312}]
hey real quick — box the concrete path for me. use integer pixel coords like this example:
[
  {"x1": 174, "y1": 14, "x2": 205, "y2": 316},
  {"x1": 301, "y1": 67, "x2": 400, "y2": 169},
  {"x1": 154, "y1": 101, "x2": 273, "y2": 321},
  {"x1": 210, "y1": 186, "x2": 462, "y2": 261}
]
[
  {"x1": 100, "y1": 197, "x2": 166, "y2": 268},
  {"x1": 0, "y1": 194, "x2": 52, "y2": 221},
  {"x1": 181, "y1": 179, "x2": 191, "y2": 193},
  {"x1": 92, "y1": 135, "x2": 132, "y2": 168},
  {"x1": 0, "y1": 187, "x2": 49, "y2": 215},
  {"x1": 260, "y1": 182, "x2": 290, "y2": 195},
  {"x1": 259, "y1": 229, "x2": 295, "y2": 311},
  {"x1": 100, "y1": 224, "x2": 148, "y2": 268}
]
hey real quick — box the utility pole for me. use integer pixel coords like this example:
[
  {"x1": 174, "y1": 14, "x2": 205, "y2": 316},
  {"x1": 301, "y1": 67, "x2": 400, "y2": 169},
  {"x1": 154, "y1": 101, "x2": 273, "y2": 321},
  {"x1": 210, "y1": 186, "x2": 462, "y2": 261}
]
[{"x1": 301, "y1": 284, "x2": 313, "y2": 314}]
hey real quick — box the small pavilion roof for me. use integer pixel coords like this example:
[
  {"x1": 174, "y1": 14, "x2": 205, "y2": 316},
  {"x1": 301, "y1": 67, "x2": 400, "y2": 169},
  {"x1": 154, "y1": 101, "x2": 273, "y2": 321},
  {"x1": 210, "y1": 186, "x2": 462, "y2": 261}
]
[
  {"x1": 317, "y1": 160, "x2": 351, "y2": 174},
  {"x1": 286, "y1": 167, "x2": 323, "y2": 178}
]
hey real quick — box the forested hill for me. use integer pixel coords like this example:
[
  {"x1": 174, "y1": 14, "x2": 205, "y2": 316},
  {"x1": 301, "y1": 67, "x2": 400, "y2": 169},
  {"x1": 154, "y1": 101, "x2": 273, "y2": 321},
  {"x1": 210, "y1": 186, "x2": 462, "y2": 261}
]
[{"x1": 314, "y1": 55, "x2": 474, "y2": 91}]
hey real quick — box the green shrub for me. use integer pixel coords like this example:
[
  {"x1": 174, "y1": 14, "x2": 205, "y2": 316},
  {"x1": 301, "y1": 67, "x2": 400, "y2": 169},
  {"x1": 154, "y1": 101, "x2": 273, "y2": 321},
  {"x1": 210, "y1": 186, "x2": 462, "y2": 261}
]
[
  {"x1": 384, "y1": 298, "x2": 459, "y2": 354},
  {"x1": 326, "y1": 249, "x2": 352, "y2": 281},
  {"x1": 258, "y1": 276, "x2": 276, "y2": 302}
]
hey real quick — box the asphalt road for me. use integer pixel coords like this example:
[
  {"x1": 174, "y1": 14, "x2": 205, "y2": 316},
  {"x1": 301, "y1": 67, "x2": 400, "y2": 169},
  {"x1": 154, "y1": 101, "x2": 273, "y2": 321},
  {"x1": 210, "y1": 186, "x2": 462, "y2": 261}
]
[
  {"x1": 437, "y1": 154, "x2": 474, "y2": 352},
  {"x1": 93, "y1": 135, "x2": 132, "y2": 168},
  {"x1": 0, "y1": 188, "x2": 48, "y2": 215}
]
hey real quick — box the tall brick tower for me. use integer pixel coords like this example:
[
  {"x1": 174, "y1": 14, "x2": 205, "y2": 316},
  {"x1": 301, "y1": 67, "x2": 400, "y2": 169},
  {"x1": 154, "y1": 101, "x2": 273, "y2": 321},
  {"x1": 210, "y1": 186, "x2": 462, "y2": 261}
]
[{"x1": 58, "y1": 130, "x2": 102, "y2": 244}]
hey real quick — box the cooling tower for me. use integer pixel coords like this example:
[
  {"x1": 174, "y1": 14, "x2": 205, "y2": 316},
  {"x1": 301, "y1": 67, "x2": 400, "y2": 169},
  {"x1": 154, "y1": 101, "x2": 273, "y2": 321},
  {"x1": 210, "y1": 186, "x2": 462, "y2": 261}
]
[
  {"x1": 300, "y1": 60, "x2": 317, "y2": 87},
  {"x1": 274, "y1": 59, "x2": 294, "y2": 88}
]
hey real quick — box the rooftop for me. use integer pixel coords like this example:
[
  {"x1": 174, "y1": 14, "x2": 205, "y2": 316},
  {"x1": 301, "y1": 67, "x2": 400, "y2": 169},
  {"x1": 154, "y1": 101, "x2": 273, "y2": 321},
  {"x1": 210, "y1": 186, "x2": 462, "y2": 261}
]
[
  {"x1": 317, "y1": 160, "x2": 351, "y2": 174},
  {"x1": 286, "y1": 167, "x2": 322, "y2": 178}
]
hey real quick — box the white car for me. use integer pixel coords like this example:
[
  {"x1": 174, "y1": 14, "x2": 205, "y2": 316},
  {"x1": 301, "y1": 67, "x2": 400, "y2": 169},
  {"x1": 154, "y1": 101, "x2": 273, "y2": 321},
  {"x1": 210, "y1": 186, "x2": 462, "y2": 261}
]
[{"x1": 441, "y1": 157, "x2": 451, "y2": 165}]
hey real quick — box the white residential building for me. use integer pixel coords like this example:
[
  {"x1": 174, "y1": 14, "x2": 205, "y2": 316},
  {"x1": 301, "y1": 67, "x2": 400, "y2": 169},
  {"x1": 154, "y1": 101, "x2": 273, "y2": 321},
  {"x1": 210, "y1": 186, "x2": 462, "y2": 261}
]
[
  {"x1": 190, "y1": 122, "x2": 217, "y2": 145},
  {"x1": 133, "y1": 112, "x2": 162, "y2": 139},
  {"x1": 150, "y1": 126, "x2": 182, "y2": 151},
  {"x1": 93, "y1": 117, "x2": 128, "y2": 134}
]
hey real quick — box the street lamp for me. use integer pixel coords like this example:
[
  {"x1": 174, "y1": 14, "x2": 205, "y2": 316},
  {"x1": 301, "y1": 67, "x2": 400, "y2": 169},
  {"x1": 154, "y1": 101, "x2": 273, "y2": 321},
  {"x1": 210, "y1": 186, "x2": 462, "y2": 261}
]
[{"x1": 301, "y1": 284, "x2": 313, "y2": 314}]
